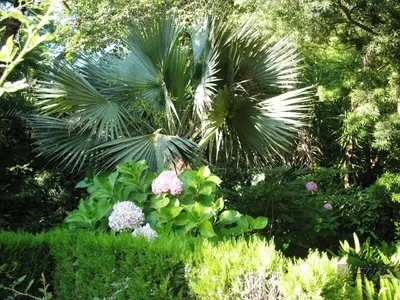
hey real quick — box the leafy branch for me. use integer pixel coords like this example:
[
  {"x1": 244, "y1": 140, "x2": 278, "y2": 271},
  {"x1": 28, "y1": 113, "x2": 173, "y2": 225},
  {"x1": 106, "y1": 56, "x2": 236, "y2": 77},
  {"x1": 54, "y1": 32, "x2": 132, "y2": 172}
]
[
  {"x1": 0, "y1": 273, "x2": 52, "y2": 300},
  {"x1": 0, "y1": 0, "x2": 55, "y2": 96}
]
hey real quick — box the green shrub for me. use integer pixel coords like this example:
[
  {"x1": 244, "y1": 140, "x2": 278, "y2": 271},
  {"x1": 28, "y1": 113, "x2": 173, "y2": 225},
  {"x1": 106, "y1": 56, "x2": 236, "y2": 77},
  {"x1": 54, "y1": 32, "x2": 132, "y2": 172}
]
[
  {"x1": 6, "y1": 231, "x2": 400, "y2": 299},
  {"x1": 225, "y1": 167, "x2": 400, "y2": 255},
  {"x1": 351, "y1": 272, "x2": 400, "y2": 300},
  {"x1": 66, "y1": 161, "x2": 268, "y2": 239},
  {"x1": 225, "y1": 167, "x2": 340, "y2": 256},
  {"x1": 48, "y1": 230, "x2": 78, "y2": 299},
  {"x1": 0, "y1": 231, "x2": 53, "y2": 299},
  {"x1": 280, "y1": 251, "x2": 351, "y2": 299},
  {"x1": 333, "y1": 233, "x2": 400, "y2": 288},
  {"x1": 189, "y1": 236, "x2": 282, "y2": 299},
  {"x1": 70, "y1": 232, "x2": 194, "y2": 299}
]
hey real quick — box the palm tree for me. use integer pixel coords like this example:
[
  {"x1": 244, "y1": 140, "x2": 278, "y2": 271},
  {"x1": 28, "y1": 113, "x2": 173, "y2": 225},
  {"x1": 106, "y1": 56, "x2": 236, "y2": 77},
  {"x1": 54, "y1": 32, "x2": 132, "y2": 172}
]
[{"x1": 31, "y1": 16, "x2": 311, "y2": 172}]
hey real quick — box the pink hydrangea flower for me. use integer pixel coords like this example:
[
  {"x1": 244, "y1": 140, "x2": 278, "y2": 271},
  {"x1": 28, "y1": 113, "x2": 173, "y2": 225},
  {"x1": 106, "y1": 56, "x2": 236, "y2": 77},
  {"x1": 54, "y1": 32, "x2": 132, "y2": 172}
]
[
  {"x1": 324, "y1": 203, "x2": 333, "y2": 210},
  {"x1": 306, "y1": 181, "x2": 318, "y2": 192},
  {"x1": 152, "y1": 170, "x2": 183, "y2": 195},
  {"x1": 170, "y1": 177, "x2": 183, "y2": 195}
]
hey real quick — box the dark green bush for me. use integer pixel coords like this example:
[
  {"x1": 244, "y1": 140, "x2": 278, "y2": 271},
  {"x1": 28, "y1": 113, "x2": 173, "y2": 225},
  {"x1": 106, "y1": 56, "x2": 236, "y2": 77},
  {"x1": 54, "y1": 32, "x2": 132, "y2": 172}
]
[
  {"x1": 1, "y1": 230, "x2": 195, "y2": 299},
  {"x1": 70, "y1": 232, "x2": 194, "y2": 299},
  {"x1": 223, "y1": 167, "x2": 340, "y2": 256},
  {"x1": 0, "y1": 231, "x2": 53, "y2": 298},
  {"x1": 223, "y1": 167, "x2": 400, "y2": 255}
]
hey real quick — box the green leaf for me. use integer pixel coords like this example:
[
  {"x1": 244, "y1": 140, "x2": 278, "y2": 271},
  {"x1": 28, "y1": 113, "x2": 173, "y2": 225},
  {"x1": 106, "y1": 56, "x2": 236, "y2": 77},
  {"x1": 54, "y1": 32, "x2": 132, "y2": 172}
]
[
  {"x1": 75, "y1": 179, "x2": 91, "y2": 188},
  {"x1": 199, "y1": 220, "x2": 217, "y2": 238},
  {"x1": 0, "y1": 35, "x2": 16, "y2": 63},
  {"x1": 93, "y1": 175, "x2": 110, "y2": 190},
  {"x1": 205, "y1": 175, "x2": 222, "y2": 185},
  {"x1": 174, "y1": 212, "x2": 191, "y2": 226},
  {"x1": 27, "y1": 33, "x2": 54, "y2": 51},
  {"x1": 168, "y1": 206, "x2": 183, "y2": 218},
  {"x1": 15, "y1": 275, "x2": 27, "y2": 285},
  {"x1": 191, "y1": 202, "x2": 206, "y2": 221},
  {"x1": 108, "y1": 171, "x2": 119, "y2": 189},
  {"x1": 218, "y1": 210, "x2": 240, "y2": 225},
  {"x1": 198, "y1": 166, "x2": 211, "y2": 179},
  {"x1": 236, "y1": 215, "x2": 250, "y2": 230},
  {"x1": 90, "y1": 189, "x2": 111, "y2": 200},
  {"x1": 214, "y1": 197, "x2": 224, "y2": 212},
  {"x1": 251, "y1": 216, "x2": 268, "y2": 229},
  {"x1": 132, "y1": 193, "x2": 148, "y2": 204},
  {"x1": 184, "y1": 221, "x2": 197, "y2": 233},
  {"x1": 199, "y1": 185, "x2": 213, "y2": 195},
  {"x1": 199, "y1": 194, "x2": 214, "y2": 206},
  {"x1": 150, "y1": 197, "x2": 170, "y2": 209},
  {"x1": 25, "y1": 279, "x2": 34, "y2": 293},
  {"x1": 2, "y1": 79, "x2": 29, "y2": 93}
]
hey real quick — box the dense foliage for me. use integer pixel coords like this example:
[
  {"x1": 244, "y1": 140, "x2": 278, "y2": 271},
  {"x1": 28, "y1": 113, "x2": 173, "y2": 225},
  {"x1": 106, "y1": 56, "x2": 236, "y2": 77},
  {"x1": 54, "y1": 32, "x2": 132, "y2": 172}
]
[
  {"x1": 1, "y1": 0, "x2": 400, "y2": 298},
  {"x1": 222, "y1": 167, "x2": 400, "y2": 256},
  {"x1": 1, "y1": 231, "x2": 400, "y2": 299},
  {"x1": 65, "y1": 160, "x2": 268, "y2": 239}
]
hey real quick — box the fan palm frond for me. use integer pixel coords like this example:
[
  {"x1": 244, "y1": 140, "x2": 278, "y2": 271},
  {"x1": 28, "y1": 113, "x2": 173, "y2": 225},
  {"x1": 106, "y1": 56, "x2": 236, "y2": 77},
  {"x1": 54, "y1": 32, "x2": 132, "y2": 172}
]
[
  {"x1": 28, "y1": 115, "x2": 97, "y2": 171},
  {"x1": 200, "y1": 86, "x2": 311, "y2": 166},
  {"x1": 94, "y1": 132, "x2": 203, "y2": 172},
  {"x1": 36, "y1": 63, "x2": 130, "y2": 142},
  {"x1": 190, "y1": 18, "x2": 220, "y2": 120}
]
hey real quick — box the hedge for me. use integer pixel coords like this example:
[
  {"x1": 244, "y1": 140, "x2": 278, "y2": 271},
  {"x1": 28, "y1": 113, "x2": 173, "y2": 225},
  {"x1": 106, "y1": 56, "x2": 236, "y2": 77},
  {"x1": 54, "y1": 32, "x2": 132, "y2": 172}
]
[{"x1": 0, "y1": 230, "x2": 358, "y2": 299}]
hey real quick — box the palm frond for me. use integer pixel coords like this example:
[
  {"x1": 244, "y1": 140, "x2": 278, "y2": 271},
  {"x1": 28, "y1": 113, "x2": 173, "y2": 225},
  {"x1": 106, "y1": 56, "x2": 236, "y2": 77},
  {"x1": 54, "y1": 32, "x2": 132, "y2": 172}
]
[
  {"x1": 200, "y1": 87, "x2": 312, "y2": 167},
  {"x1": 36, "y1": 62, "x2": 130, "y2": 142},
  {"x1": 31, "y1": 15, "x2": 311, "y2": 172},
  {"x1": 93, "y1": 133, "x2": 203, "y2": 172},
  {"x1": 110, "y1": 17, "x2": 185, "y2": 133},
  {"x1": 28, "y1": 114, "x2": 97, "y2": 171},
  {"x1": 125, "y1": 17, "x2": 182, "y2": 69},
  {"x1": 247, "y1": 36, "x2": 301, "y2": 89}
]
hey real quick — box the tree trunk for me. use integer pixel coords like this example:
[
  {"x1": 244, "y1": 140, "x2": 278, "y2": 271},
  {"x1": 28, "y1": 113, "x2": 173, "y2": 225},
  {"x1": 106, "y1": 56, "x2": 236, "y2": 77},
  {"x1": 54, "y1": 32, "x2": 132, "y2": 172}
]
[
  {"x1": 344, "y1": 97, "x2": 356, "y2": 189},
  {"x1": 344, "y1": 136, "x2": 354, "y2": 189}
]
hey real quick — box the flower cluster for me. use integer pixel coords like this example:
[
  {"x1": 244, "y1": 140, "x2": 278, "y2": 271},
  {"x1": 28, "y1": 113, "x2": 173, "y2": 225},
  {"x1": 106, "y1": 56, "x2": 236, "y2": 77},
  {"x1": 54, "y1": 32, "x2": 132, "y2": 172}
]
[
  {"x1": 108, "y1": 201, "x2": 158, "y2": 241},
  {"x1": 151, "y1": 170, "x2": 183, "y2": 195},
  {"x1": 132, "y1": 223, "x2": 158, "y2": 240},
  {"x1": 324, "y1": 203, "x2": 333, "y2": 210},
  {"x1": 108, "y1": 201, "x2": 145, "y2": 232},
  {"x1": 305, "y1": 181, "x2": 318, "y2": 192}
]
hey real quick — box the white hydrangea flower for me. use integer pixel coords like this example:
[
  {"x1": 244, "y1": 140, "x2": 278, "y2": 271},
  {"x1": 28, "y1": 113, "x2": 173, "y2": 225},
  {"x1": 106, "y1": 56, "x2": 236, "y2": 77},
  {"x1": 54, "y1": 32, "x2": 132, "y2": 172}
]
[
  {"x1": 132, "y1": 223, "x2": 158, "y2": 241},
  {"x1": 108, "y1": 201, "x2": 145, "y2": 232}
]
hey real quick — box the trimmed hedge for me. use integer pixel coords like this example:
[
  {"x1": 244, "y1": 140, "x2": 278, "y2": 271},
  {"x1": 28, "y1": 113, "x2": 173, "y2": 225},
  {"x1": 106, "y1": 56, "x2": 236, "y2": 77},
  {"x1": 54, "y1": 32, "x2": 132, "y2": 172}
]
[
  {"x1": 1, "y1": 230, "x2": 195, "y2": 299},
  {"x1": 0, "y1": 230, "x2": 370, "y2": 299}
]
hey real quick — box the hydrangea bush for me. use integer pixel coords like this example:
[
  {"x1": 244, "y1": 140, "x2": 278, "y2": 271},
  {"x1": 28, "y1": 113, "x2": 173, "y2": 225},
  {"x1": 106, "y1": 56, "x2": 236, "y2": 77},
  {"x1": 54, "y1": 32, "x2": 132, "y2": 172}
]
[
  {"x1": 65, "y1": 160, "x2": 268, "y2": 239},
  {"x1": 147, "y1": 165, "x2": 268, "y2": 238}
]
